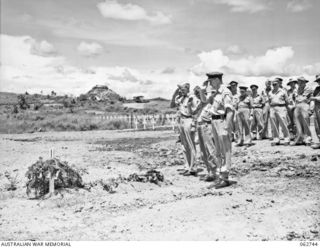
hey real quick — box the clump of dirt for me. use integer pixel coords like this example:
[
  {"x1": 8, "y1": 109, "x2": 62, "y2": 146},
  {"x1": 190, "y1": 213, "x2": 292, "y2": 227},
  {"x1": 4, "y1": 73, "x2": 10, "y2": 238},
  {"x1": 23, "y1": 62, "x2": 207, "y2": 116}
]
[
  {"x1": 85, "y1": 178, "x2": 120, "y2": 193},
  {"x1": 25, "y1": 158, "x2": 84, "y2": 199},
  {"x1": 85, "y1": 169, "x2": 166, "y2": 193},
  {"x1": 126, "y1": 170, "x2": 164, "y2": 185}
]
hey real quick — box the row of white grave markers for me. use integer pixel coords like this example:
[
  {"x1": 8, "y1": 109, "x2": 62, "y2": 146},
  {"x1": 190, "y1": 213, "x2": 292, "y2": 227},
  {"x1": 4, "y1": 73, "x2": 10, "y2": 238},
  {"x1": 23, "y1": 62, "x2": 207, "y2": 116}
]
[
  {"x1": 94, "y1": 113, "x2": 179, "y2": 130},
  {"x1": 132, "y1": 114, "x2": 177, "y2": 130}
]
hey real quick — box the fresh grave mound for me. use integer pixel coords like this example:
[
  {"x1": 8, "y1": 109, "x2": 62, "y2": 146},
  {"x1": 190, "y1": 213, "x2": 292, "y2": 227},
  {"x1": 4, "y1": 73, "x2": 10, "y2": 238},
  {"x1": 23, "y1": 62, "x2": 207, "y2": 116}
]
[{"x1": 25, "y1": 158, "x2": 84, "y2": 199}]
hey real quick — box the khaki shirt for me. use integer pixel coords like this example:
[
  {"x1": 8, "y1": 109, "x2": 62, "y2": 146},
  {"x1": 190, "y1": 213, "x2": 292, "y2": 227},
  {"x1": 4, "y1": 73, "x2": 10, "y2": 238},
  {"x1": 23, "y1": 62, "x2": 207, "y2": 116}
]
[
  {"x1": 209, "y1": 85, "x2": 234, "y2": 115},
  {"x1": 197, "y1": 85, "x2": 214, "y2": 122},
  {"x1": 197, "y1": 103, "x2": 213, "y2": 122},
  {"x1": 251, "y1": 94, "x2": 264, "y2": 108},
  {"x1": 231, "y1": 92, "x2": 240, "y2": 109},
  {"x1": 268, "y1": 88, "x2": 288, "y2": 106},
  {"x1": 287, "y1": 88, "x2": 297, "y2": 107},
  {"x1": 175, "y1": 94, "x2": 200, "y2": 117},
  {"x1": 296, "y1": 86, "x2": 313, "y2": 104},
  {"x1": 237, "y1": 95, "x2": 252, "y2": 109}
]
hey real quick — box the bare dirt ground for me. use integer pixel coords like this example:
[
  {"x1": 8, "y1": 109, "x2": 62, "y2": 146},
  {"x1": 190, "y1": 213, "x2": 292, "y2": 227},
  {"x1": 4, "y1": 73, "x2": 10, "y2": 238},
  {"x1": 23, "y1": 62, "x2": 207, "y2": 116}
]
[{"x1": 0, "y1": 129, "x2": 319, "y2": 241}]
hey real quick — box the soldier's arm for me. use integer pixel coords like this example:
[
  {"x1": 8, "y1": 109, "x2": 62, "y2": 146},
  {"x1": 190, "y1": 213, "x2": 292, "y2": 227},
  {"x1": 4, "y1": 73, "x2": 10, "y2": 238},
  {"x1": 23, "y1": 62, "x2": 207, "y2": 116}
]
[
  {"x1": 187, "y1": 101, "x2": 193, "y2": 114},
  {"x1": 191, "y1": 100, "x2": 202, "y2": 115},
  {"x1": 224, "y1": 93, "x2": 234, "y2": 130},
  {"x1": 309, "y1": 101, "x2": 315, "y2": 113},
  {"x1": 187, "y1": 96, "x2": 198, "y2": 114},
  {"x1": 170, "y1": 89, "x2": 180, "y2": 108},
  {"x1": 310, "y1": 96, "x2": 320, "y2": 102},
  {"x1": 283, "y1": 91, "x2": 289, "y2": 106},
  {"x1": 261, "y1": 95, "x2": 265, "y2": 108},
  {"x1": 198, "y1": 89, "x2": 209, "y2": 104},
  {"x1": 249, "y1": 97, "x2": 253, "y2": 116}
]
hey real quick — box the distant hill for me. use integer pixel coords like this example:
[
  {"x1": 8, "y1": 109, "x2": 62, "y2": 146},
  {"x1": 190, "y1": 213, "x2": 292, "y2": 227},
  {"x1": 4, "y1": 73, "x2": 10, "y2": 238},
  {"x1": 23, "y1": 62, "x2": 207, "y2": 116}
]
[
  {"x1": 0, "y1": 87, "x2": 171, "y2": 113},
  {"x1": 85, "y1": 85, "x2": 123, "y2": 102}
]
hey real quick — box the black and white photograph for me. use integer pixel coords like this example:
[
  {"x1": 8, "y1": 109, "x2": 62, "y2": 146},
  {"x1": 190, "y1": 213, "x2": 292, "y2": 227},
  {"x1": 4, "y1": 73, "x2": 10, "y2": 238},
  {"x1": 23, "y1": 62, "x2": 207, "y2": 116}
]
[{"x1": 0, "y1": 0, "x2": 319, "y2": 244}]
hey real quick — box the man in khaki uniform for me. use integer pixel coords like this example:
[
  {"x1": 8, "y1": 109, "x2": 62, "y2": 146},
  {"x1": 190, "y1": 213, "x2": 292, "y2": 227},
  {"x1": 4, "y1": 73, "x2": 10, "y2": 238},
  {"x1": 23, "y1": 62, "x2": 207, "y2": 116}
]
[
  {"x1": 204, "y1": 72, "x2": 234, "y2": 189},
  {"x1": 228, "y1": 81, "x2": 240, "y2": 142},
  {"x1": 291, "y1": 76, "x2": 313, "y2": 146},
  {"x1": 250, "y1": 84, "x2": 265, "y2": 140},
  {"x1": 170, "y1": 83, "x2": 200, "y2": 175},
  {"x1": 236, "y1": 86, "x2": 253, "y2": 146},
  {"x1": 310, "y1": 74, "x2": 320, "y2": 149},
  {"x1": 261, "y1": 80, "x2": 272, "y2": 139},
  {"x1": 197, "y1": 85, "x2": 218, "y2": 182},
  {"x1": 268, "y1": 78, "x2": 290, "y2": 145},
  {"x1": 286, "y1": 78, "x2": 297, "y2": 139}
]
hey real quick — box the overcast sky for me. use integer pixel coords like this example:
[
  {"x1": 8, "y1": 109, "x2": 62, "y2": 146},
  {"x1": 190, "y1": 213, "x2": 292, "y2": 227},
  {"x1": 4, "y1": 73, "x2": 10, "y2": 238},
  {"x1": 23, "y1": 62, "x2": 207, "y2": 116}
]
[{"x1": 1, "y1": 0, "x2": 320, "y2": 98}]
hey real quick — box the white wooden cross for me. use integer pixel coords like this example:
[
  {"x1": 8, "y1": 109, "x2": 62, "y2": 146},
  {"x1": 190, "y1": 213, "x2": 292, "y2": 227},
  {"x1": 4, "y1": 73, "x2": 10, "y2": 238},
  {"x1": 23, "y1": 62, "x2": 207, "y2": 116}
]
[
  {"x1": 134, "y1": 117, "x2": 139, "y2": 130},
  {"x1": 151, "y1": 116, "x2": 156, "y2": 130},
  {"x1": 143, "y1": 115, "x2": 147, "y2": 130},
  {"x1": 171, "y1": 116, "x2": 175, "y2": 130}
]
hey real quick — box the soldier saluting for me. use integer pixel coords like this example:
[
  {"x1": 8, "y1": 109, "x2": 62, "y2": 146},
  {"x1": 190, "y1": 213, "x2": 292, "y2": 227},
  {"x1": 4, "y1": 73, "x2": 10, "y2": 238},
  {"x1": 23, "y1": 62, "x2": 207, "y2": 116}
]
[{"x1": 170, "y1": 83, "x2": 200, "y2": 176}]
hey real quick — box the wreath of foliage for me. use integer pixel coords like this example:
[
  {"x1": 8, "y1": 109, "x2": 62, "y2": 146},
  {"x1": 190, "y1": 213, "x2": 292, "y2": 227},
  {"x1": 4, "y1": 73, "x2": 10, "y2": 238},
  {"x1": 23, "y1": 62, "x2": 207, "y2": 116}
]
[{"x1": 25, "y1": 157, "x2": 84, "y2": 199}]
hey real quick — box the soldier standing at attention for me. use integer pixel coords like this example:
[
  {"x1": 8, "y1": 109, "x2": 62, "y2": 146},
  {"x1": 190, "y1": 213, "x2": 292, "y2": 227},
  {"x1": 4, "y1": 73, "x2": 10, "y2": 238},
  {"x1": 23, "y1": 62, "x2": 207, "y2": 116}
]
[
  {"x1": 286, "y1": 78, "x2": 297, "y2": 140},
  {"x1": 261, "y1": 80, "x2": 272, "y2": 139},
  {"x1": 310, "y1": 74, "x2": 320, "y2": 149},
  {"x1": 170, "y1": 83, "x2": 200, "y2": 176},
  {"x1": 228, "y1": 81, "x2": 240, "y2": 142},
  {"x1": 236, "y1": 86, "x2": 253, "y2": 146},
  {"x1": 250, "y1": 84, "x2": 265, "y2": 140},
  {"x1": 290, "y1": 76, "x2": 313, "y2": 146},
  {"x1": 268, "y1": 78, "x2": 290, "y2": 146},
  {"x1": 204, "y1": 72, "x2": 234, "y2": 189}
]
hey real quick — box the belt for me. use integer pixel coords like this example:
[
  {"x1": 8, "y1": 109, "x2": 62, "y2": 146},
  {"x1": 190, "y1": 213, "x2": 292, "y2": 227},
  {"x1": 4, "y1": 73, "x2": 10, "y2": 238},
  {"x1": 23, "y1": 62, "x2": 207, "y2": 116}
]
[
  {"x1": 253, "y1": 107, "x2": 263, "y2": 109},
  {"x1": 270, "y1": 104, "x2": 286, "y2": 107},
  {"x1": 212, "y1": 115, "x2": 225, "y2": 120}
]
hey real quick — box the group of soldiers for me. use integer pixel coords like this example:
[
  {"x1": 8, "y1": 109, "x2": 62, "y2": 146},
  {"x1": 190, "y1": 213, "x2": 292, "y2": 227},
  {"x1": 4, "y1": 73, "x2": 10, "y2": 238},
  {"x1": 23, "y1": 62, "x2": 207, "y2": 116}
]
[{"x1": 170, "y1": 72, "x2": 320, "y2": 189}]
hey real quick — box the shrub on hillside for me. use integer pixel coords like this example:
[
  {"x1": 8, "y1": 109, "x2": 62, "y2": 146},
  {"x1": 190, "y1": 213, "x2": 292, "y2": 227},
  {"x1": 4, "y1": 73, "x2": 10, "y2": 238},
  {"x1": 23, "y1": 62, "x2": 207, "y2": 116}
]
[{"x1": 18, "y1": 95, "x2": 30, "y2": 110}]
